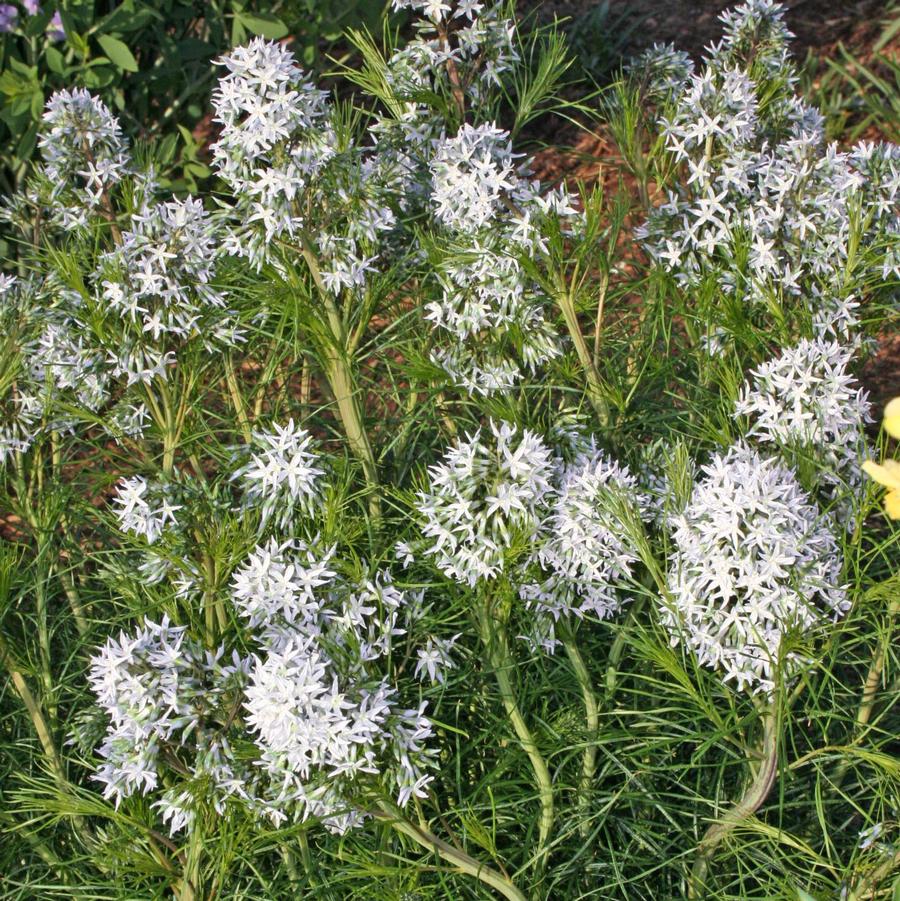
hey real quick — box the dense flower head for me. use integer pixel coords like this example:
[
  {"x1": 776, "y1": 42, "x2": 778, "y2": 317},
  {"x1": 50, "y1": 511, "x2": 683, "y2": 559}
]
[
  {"x1": 634, "y1": 0, "x2": 898, "y2": 318},
  {"x1": 430, "y1": 123, "x2": 518, "y2": 233},
  {"x1": 235, "y1": 546, "x2": 437, "y2": 829},
  {"x1": 0, "y1": 276, "x2": 131, "y2": 462},
  {"x1": 426, "y1": 245, "x2": 560, "y2": 394},
  {"x1": 712, "y1": 0, "x2": 794, "y2": 77},
  {"x1": 423, "y1": 120, "x2": 577, "y2": 394},
  {"x1": 30, "y1": 318, "x2": 109, "y2": 413},
  {"x1": 39, "y1": 88, "x2": 131, "y2": 206},
  {"x1": 231, "y1": 420, "x2": 325, "y2": 529},
  {"x1": 662, "y1": 444, "x2": 849, "y2": 695},
  {"x1": 97, "y1": 197, "x2": 242, "y2": 354},
  {"x1": 91, "y1": 538, "x2": 440, "y2": 835},
  {"x1": 416, "y1": 420, "x2": 555, "y2": 585},
  {"x1": 231, "y1": 537, "x2": 337, "y2": 629},
  {"x1": 111, "y1": 475, "x2": 182, "y2": 544},
  {"x1": 89, "y1": 616, "x2": 249, "y2": 813},
  {"x1": 521, "y1": 446, "x2": 649, "y2": 624},
  {"x1": 735, "y1": 338, "x2": 872, "y2": 512},
  {"x1": 625, "y1": 43, "x2": 694, "y2": 104},
  {"x1": 212, "y1": 37, "x2": 330, "y2": 169},
  {"x1": 211, "y1": 38, "x2": 336, "y2": 266}
]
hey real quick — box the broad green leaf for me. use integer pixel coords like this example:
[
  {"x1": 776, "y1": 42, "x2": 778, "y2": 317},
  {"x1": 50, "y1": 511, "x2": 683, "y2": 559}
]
[
  {"x1": 97, "y1": 33, "x2": 139, "y2": 72},
  {"x1": 24, "y1": 9, "x2": 52, "y2": 39},
  {"x1": 83, "y1": 65, "x2": 117, "y2": 89},
  {"x1": 15, "y1": 121, "x2": 38, "y2": 163},
  {"x1": 237, "y1": 12, "x2": 288, "y2": 40},
  {"x1": 45, "y1": 45, "x2": 65, "y2": 75}
]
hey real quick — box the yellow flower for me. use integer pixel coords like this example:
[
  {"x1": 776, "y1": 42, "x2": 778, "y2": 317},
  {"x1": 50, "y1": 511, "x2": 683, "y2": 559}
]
[
  {"x1": 862, "y1": 459, "x2": 900, "y2": 519},
  {"x1": 884, "y1": 397, "x2": 900, "y2": 440}
]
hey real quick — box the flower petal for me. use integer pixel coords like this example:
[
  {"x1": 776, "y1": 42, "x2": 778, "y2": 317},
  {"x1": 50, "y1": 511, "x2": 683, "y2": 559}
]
[
  {"x1": 862, "y1": 459, "x2": 900, "y2": 490},
  {"x1": 884, "y1": 397, "x2": 900, "y2": 440}
]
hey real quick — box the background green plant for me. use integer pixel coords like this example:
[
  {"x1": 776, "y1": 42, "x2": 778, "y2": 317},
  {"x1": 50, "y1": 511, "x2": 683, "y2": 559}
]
[{"x1": 0, "y1": 2, "x2": 898, "y2": 899}]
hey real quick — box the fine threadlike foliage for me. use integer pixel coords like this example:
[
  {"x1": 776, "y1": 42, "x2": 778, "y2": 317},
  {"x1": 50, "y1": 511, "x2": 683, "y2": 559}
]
[{"x1": 0, "y1": 0, "x2": 898, "y2": 898}]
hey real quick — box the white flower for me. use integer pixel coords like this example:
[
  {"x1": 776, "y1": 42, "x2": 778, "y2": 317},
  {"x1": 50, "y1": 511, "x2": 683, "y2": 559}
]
[
  {"x1": 414, "y1": 635, "x2": 460, "y2": 684},
  {"x1": 430, "y1": 123, "x2": 518, "y2": 233},
  {"x1": 211, "y1": 38, "x2": 336, "y2": 268},
  {"x1": 734, "y1": 337, "x2": 872, "y2": 515},
  {"x1": 231, "y1": 538, "x2": 337, "y2": 630},
  {"x1": 662, "y1": 445, "x2": 849, "y2": 696},
  {"x1": 97, "y1": 197, "x2": 239, "y2": 355},
  {"x1": 416, "y1": 420, "x2": 554, "y2": 585},
  {"x1": 232, "y1": 420, "x2": 325, "y2": 529},
  {"x1": 111, "y1": 476, "x2": 181, "y2": 544},
  {"x1": 39, "y1": 88, "x2": 131, "y2": 206},
  {"x1": 521, "y1": 446, "x2": 649, "y2": 621},
  {"x1": 634, "y1": 1, "x2": 897, "y2": 321}
]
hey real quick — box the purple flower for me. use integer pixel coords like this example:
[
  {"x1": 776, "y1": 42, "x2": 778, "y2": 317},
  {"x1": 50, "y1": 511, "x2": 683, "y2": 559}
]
[
  {"x1": 22, "y1": 0, "x2": 40, "y2": 15},
  {"x1": 0, "y1": 3, "x2": 18, "y2": 32},
  {"x1": 48, "y1": 10, "x2": 64, "y2": 40}
]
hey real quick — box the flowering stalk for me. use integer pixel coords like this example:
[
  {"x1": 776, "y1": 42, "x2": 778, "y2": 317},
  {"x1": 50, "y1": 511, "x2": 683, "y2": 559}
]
[
  {"x1": 223, "y1": 352, "x2": 252, "y2": 444},
  {"x1": 688, "y1": 705, "x2": 779, "y2": 897},
  {"x1": 477, "y1": 593, "x2": 554, "y2": 877},
  {"x1": 558, "y1": 621, "x2": 598, "y2": 837},
  {"x1": 298, "y1": 237, "x2": 380, "y2": 519},
  {"x1": 553, "y1": 276, "x2": 610, "y2": 426},
  {"x1": 375, "y1": 804, "x2": 527, "y2": 901},
  {"x1": 0, "y1": 630, "x2": 65, "y2": 785}
]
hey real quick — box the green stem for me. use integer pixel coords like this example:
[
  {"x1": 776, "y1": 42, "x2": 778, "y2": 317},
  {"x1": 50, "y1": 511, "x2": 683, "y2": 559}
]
[
  {"x1": 689, "y1": 706, "x2": 779, "y2": 898},
  {"x1": 157, "y1": 381, "x2": 178, "y2": 478},
  {"x1": 298, "y1": 238, "x2": 381, "y2": 520},
  {"x1": 555, "y1": 281, "x2": 610, "y2": 426},
  {"x1": 224, "y1": 352, "x2": 252, "y2": 444},
  {"x1": 834, "y1": 597, "x2": 899, "y2": 787},
  {"x1": 847, "y1": 846, "x2": 900, "y2": 901},
  {"x1": 559, "y1": 622, "x2": 599, "y2": 838},
  {"x1": 176, "y1": 818, "x2": 203, "y2": 901},
  {"x1": 478, "y1": 600, "x2": 554, "y2": 877},
  {"x1": 55, "y1": 561, "x2": 89, "y2": 639},
  {"x1": 34, "y1": 556, "x2": 56, "y2": 727},
  {"x1": 0, "y1": 631, "x2": 64, "y2": 784},
  {"x1": 376, "y1": 805, "x2": 526, "y2": 901}
]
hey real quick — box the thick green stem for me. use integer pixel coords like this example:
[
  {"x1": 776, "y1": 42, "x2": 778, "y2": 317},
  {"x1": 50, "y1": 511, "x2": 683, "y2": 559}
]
[
  {"x1": 478, "y1": 601, "x2": 554, "y2": 876},
  {"x1": 176, "y1": 819, "x2": 203, "y2": 901},
  {"x1": 56, "y1": 562, "x2": 89, "y2": 638},
  {"x1": 559, "y1": 623, "x2": 599, "y2": 837},
  {"x1": 224, "y1": 352, "x2": 252, "y2": 444},
  {"x1": 157, "y1": 382, "x2": 178, "y2": 478},
  {"x1": 0, "y1": 632, "x2": 64, "y2": 784},
  {"x1": 555, "y1": 283, "x2": 610, "y2": 426},
  {"x1": 35, "y1": 594, "x2": 55, "y2": 725},
  {"x1": 376, "y1": 805, "x2": 526, "y2": 901},
  {"x1": 689, "y1": 707, "x2": 779, "y2": 898},
  {"x1": 298, "y1": 240, "x2": 381, "y2": 521}
]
